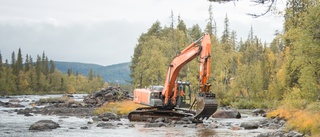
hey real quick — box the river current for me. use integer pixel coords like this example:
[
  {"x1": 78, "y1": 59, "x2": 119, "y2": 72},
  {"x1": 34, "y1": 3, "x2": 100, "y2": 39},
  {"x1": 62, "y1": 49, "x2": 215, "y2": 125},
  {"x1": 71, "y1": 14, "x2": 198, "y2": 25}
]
[{"x1": 0, "y1": 94, "x2": 275, "y2": 137}]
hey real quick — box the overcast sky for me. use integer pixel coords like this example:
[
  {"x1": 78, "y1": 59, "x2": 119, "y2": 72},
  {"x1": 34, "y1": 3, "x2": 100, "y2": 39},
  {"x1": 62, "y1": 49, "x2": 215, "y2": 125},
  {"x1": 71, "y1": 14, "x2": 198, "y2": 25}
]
[{"x1": 0, "y1": 0, "x2": 285, "y2": 66}]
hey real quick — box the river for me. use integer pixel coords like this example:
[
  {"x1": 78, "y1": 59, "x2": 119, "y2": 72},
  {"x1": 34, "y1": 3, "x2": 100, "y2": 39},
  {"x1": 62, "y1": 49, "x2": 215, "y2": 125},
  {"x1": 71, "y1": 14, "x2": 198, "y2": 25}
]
[{"x1": 0, "y1": 94, "x2": 279, "y2": 137}]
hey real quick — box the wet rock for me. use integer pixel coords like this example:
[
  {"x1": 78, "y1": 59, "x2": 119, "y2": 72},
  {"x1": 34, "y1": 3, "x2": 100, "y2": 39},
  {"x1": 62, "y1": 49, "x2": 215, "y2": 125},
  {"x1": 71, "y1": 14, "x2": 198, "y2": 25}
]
[
  {"x1": 279, "y1": 120, "x2": 286, "y2": 126},
  {"x1": 29, "y1": 120, "x2": 60, "y2": 131},
  {"x1": 80, "y1": 126, "x2": 88, "y2": 130},
  {"x1": 196, "y1": 123, "x2": 205, "y2": 128},
  {"x1": 212, "y1": 110, "x2": 241, "y2": 119},
  {"x1": 252, "y1": 109, "x2": 266, "y2": 116},
  {"x1": 24, "y1": 113, "x2": 33, "y2": 116},
  {"x1": 98, "y1": 112, "x2": 119, "y2": 120},
  {"x1": 69, "y1": 103, "x2": 78, "y2": 108},
  {"x1": 0, "y1": 101, "x2": 5, "y2": 106},
  {"x1": 176, "y1": 120, "x2": 188, "y2": 124},
  {"x1": 96, "y1": 122, "x2": 115, "y2": 129},
  {"x1": 92, "y1": 117, "x2": 100, "y2": 122},
  {"x1": 284, "y1": 131, "x2": 303, "y2": 137},
  {"x1": 188, "y1": 124, "x2": 197, "y2": 128},
  {"x1": 2, "y1": 102, "x2": 25, "y2": 108},
  {"x1": 101, "y1": 117, "x2": 109, "y2": 121},
  {"x1": 154, "y1": 117, "x2": 165, "y2": 123},
  {"x1": 207, "y1": 123, "x2": 218, "y2": 128},
  {"x1": 144, "y1": 122, "x2": 166, "y2": 128},
  {"x1": 9, "y1": 99, "x2": 21, "y2": 103},
  {"x1": 257, "y1": 131, "x2": 285, "y2": 137},
  {"x1": 126, "y1": 123, "x2": 135, "y2": 128},
  {"x1": 116, "y1": 123, "x2": 123, "y2": 126},
  {"x1": 105, "y1": 93, "x2": 113, "y2": 100},
  {"x1": 240, "y1": 122, "x2": 259, "y2": 129},
  {"x1": 230, "y1": 126, "x2": 241, "y2": 130},
  {"x1": 87, "y1": 121, "x2": 93, "y2": 124},
  {"x1": 146, "y1": 118, "x2": 153, "y2": 123}
]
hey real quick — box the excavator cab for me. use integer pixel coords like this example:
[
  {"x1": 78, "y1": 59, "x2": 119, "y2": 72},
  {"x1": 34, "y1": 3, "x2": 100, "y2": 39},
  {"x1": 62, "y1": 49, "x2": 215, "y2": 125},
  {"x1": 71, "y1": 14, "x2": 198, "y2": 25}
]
[{"x1": 175, "y1": 81, "x2": 192, "y2": 108}]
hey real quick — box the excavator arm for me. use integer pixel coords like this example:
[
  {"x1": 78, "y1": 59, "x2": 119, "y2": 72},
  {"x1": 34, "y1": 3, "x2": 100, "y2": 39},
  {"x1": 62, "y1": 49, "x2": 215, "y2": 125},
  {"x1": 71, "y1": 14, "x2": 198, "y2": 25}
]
[{"x1": 162, "y1": 33, "x2": 211, "y2": 106}]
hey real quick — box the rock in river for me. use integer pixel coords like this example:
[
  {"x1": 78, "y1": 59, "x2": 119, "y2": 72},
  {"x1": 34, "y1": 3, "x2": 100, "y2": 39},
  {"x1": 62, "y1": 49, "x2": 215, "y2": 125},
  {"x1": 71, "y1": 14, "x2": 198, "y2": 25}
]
[
  {"x1": 212, "y1": 110, "x2": 241, "y2": 119},
  {"x1": 29, "y1": 120, "x2": 60, "y2": 131},
  {"x1": 98, "y1": 112, "x2": 119, "y2": 121},
  {"x1": 240, "y1": 121, "x2": 259, "y2": 129}
]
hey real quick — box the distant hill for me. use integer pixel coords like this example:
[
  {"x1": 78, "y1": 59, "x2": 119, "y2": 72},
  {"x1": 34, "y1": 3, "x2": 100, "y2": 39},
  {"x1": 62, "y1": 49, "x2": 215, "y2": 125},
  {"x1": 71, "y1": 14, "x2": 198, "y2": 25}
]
[{"x1": 54, "y1": 61, "x2": 131, "y2": 84}]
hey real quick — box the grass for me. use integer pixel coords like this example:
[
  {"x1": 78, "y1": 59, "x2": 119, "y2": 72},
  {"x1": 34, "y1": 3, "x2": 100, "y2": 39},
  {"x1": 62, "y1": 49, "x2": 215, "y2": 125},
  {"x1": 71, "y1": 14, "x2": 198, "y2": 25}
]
[
  {"x1": 38, "y1": 95, "x2": 70, "y2": 103},
  {"x1": 94, "y1": 100, "x2": 145, "y2": 115},
  {"x1": 230, "y1": 99, "x2": 277, "y2": 109}
]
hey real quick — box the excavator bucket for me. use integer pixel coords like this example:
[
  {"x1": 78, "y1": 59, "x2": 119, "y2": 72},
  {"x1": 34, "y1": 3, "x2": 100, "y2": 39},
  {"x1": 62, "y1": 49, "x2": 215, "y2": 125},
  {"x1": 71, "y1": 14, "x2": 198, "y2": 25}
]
[{"x1": 194, "y1": 95, "x2": 218, "y2": 120}]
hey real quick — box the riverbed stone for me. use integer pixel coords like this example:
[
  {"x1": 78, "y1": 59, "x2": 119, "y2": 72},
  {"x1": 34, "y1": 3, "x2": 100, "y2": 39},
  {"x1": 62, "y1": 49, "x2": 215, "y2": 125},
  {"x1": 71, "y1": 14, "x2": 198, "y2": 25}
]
[
  {"x1": 29, "y1": 120, "x2": 60, "y2": 131},
  {"x1": 154, "y1": 117, "x2": 165, "y2": 123},
  {"x1": 240, "y1": 121, "x2": 259, "y2": 129},
  {"x1": 9, "y1": 99, "x2": 21, "y2": 102},
  {"x1": 96, "y1": 122, "x2": 114, "y2": 128},
  {"x1": 212, "y1": 110, "x2": 241, "y2": 119},
  {"x1": 24, "y1": 113, "x2": 33, "y2": 116},
  {"x1": 80, "y1": 126, "x2": 89, "y2": 130},
  {"x1": 284, "y1": 131, "x2": 303, "y2": 137},
  {"x1": 252, "y1": 109, "x2": 266, "y2": 116},
  {"x1": 98, "y1": 112, "x2": 119, "y2": 120},
  {"x1": 144, "y1": 122, "x2": 166, "y2": 128}
]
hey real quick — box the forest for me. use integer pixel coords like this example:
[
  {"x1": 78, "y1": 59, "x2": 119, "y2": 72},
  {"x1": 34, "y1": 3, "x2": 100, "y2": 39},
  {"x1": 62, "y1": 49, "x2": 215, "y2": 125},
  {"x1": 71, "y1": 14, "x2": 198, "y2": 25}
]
[
  {"x1": 0, "y1": 49, "x2": 104, "y2": 95},
  {"x1": 130, "y1": 1, "x2": 319, "y2": 135}
]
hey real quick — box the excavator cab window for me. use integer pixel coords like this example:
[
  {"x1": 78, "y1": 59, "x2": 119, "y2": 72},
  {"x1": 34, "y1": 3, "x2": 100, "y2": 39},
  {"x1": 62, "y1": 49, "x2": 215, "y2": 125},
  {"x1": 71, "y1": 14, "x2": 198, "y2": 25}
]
[{"x1": 150, "y1": 92, "x2": 160, "y2": 99}]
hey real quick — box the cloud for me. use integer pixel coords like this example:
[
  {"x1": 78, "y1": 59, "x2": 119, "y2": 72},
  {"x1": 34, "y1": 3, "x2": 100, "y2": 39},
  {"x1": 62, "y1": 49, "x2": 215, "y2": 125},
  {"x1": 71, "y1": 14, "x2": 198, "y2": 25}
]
[
  {"x1": 0, "y1": 19, "x2": 146, "y2": 66},
  {"x1": 0, "y1": 0, "x2": 285, "y2": 65}
]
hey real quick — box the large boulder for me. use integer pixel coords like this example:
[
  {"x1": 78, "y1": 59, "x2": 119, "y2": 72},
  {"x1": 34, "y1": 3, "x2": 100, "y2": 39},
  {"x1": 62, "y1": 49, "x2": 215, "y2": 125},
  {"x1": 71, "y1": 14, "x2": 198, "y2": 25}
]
[
  {"x1": 240, "y1": 121, "x2": 259, "y2": 129},
  {"x1": 144, "y1": 122, "x2": 166, "y2": 128},
  {"x1": 98, "y1": 112, "x2": 119, "y2": 120},
  {"x1": 252, "y1": 109, "x2": 266, "y2": 116},
  {"x1": 29, "y1": 120, "x2": 60, "y2": 131},
  {"x1": 212, "y1": 110, "x2": 241, "y2": 119},
  {"x1": 96, "y1": 122, "x2": 116, "y2": 129}
]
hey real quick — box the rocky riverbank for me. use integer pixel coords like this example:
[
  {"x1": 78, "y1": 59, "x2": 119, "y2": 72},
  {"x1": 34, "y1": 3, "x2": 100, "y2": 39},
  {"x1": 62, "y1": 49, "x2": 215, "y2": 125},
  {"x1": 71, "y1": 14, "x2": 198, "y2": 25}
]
[{"x1": 0, "y1": 93, "x2": 304, "y2": 137}]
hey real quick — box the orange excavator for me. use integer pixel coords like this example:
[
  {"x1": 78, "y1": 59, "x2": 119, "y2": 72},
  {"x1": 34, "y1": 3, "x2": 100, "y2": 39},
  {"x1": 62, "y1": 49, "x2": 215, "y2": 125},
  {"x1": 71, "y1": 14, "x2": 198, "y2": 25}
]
[{"x1": 128, "y1": 33, "x2": 217, "y2": 122}]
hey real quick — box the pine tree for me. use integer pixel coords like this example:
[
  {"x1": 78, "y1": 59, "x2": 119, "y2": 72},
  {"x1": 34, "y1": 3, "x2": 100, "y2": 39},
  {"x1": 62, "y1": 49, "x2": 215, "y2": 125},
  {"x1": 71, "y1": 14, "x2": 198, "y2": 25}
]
[
  {"x1": 67, "y1": 67, "x2": 73, "y2": 77},
  {"x1": 88, "y1": 68, "x2": 93, "y2": 80},
  {"x1": 0, "y1": 51, "x2": 3, "y2": 72},
  {"x1": 16, "y1": 48, "x2": 23, "y2": 73},
  {"x1": 25, "y1": 54, "x2": 30, "y2": 72},
  {"x1": 11, "y1": 51, "x2": 16, "y2": 75},
  {"x1": 205, "y1": 4, "x2": 217, "y2": 36},
  {"x1": 49, "y1": 60, "x2": 55, "y2": 73},
  {"x1": 35, "y1": 55, "x2": 42, "y2": 92},
  {"x1": 177, "y1": 15, "x2": 187, "y2": 32}
]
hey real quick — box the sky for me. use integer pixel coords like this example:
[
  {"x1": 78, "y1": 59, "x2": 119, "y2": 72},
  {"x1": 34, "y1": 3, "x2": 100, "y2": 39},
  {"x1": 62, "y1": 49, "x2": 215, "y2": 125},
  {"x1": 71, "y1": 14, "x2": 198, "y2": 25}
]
[{"x1": 0, "y1": 0, "x2": 285, "y2": 66}]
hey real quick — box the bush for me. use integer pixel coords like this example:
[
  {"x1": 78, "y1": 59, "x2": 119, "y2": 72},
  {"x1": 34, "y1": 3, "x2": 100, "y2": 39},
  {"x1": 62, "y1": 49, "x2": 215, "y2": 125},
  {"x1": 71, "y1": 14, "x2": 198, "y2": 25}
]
[
  {"x1": 231, "y1": 99, "x2": 256, "y2": 109},
  {"x1": 268, "y1": 103, "x2": 320, "y2": 136},
  {"x1": 94, "y1": 100, "x2": 144, "y2": 115},
  {"x1": 38, "y1": 96, "x2": 70, "y2": 104}
]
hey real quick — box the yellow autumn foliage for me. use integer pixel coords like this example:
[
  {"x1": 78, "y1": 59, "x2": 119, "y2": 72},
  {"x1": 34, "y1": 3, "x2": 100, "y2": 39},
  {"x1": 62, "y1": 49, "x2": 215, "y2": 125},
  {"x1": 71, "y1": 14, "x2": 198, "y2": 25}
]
[
  {"x1": 94, "y1": 100, "x2": 144, "y2": 115},
  {"x1": 267, "y1": 104, "x2": 320, "y2": 136}
]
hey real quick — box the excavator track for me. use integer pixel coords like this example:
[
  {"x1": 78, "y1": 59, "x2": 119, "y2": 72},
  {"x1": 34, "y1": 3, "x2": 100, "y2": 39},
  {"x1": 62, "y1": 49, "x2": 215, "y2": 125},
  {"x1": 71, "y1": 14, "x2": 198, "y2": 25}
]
[
  {"x1": 128, "y1": 107, "x2": 194, "y2": 122},
  {"x1": 194, "y1": 95, "x2": 218, "y2": 120},
  {"x1": 128, "y1": 95, "x2": 218, "y2": 122}
]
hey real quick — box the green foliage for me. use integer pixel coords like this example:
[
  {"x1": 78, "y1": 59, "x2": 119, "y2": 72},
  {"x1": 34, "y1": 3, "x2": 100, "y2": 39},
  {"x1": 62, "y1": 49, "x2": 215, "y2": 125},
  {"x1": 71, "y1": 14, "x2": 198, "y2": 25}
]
[
  {"x1": 231, "y1": 99, "x2": 256, "y2": 109},
  {"x1": 0, "y1": 49, "x2": 103, "y2": 95}
]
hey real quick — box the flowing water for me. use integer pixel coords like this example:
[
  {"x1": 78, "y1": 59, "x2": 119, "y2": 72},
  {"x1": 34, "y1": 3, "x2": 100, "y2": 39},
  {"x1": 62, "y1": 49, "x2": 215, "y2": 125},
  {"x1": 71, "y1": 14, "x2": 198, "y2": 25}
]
[{"x1": 0, "y1": 94, "x2": 276, "y2": 137}]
